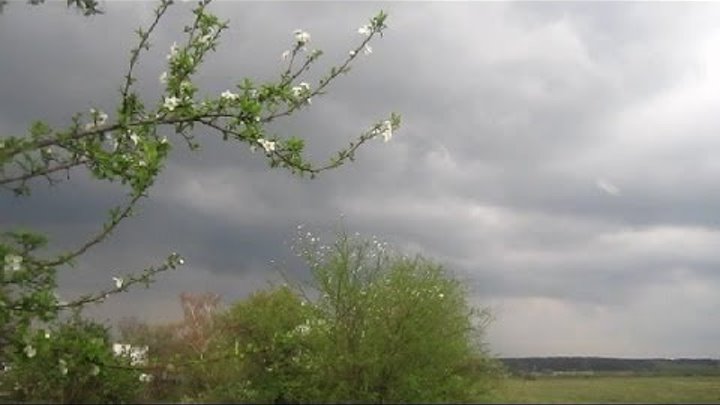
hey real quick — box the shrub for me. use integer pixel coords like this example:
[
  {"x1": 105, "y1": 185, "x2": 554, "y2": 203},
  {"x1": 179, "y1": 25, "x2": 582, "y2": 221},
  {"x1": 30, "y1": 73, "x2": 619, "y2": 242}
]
[
  {"x1": 199, "y1": 229, "x2": 502, "y2": 403},
  {"x1": 302, "y1": 231, "x2": 500, "y2": 403},
  {"x1": 1, "y1": 313, "x2": 144, "y2": 404},
  {"x1": 197, "y1": 286, "x2": 324, "y2": 403}
]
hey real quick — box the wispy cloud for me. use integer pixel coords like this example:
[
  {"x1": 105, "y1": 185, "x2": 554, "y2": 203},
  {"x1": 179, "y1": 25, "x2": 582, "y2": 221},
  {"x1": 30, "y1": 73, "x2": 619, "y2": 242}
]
[{"x1": 596, "y1": 178, "x2": 621, "y2": 196}]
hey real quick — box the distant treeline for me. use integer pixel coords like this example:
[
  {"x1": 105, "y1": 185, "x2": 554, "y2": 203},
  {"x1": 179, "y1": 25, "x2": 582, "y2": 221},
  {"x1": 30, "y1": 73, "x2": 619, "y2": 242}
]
[{"x1": 500, "y1": 357, "x2": 720, "y2": 376}]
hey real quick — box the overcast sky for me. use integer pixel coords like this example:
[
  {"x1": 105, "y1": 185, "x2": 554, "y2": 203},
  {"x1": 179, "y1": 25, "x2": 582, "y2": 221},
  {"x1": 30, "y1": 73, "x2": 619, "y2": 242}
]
[{"x1": 3, "y1": 1, "x2": 720, "y2": 358}]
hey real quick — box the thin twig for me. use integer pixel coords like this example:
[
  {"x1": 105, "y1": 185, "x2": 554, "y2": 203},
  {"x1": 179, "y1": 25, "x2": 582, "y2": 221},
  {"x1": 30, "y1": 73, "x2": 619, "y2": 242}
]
[
  {"x1": 0, "y1": 159, "x2": 87, "y2": 185},
  {"x1": 120, "y1": 0, "x2": 173, "y2": 119}
]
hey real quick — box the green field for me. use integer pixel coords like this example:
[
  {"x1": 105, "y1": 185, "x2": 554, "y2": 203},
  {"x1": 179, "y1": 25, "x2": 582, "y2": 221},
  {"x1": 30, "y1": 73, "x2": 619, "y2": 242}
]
[{"x1": 490, "y1": 375, "x2": 720, "y2": 404}]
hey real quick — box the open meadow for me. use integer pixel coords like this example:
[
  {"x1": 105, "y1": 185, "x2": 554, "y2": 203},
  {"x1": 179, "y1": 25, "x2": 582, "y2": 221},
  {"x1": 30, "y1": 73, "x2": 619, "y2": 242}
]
[{"x1": 491, "y1": 375, "x2": 720, "y2": 404}]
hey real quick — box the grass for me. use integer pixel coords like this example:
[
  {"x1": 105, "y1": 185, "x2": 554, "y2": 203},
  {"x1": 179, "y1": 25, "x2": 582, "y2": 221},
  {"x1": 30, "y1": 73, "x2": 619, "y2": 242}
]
[{"x1": 489, "y1": 375, "x2": 720, "y2": 404}]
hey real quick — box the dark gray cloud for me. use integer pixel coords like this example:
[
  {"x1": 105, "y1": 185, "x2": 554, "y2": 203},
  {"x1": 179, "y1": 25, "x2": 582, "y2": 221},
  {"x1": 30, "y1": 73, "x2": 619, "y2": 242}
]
[{"x1": 3, "y1": 1, "x2": 720, "y2": 357}]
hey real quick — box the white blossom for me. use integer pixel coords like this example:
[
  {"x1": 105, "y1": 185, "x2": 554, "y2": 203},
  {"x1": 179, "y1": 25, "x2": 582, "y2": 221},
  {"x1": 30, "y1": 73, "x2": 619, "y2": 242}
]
[
  {"x1": 378, "y1": 120, "x2": 393, "y2": 142},
  {"x1": 139, "y1": 373, "x2": 153, "y2": 383},
  {"x1": 85, "y1": 108, "x2": 108, "y2": 130},
  {"x1": 221, "y1": 90, "x2": 239, "y2": 101},
  {"x1": 363, "y1": 44, "x2": 373, "y2": 55},
  {"x1": 291, "y1": 82, "x2": 310, "y2": 97},
  {"x1": 198, "y1": 33, "x2": 213, "y2": 45},
  {"x1": 129, "y1": 132, "x2": 140, "y2": 146},
  {"x1": 293, "y1": 29, "x2": 311, "y2": 45},
  {"x1": 167, "y1": 41, "x2": 179, "y2": 60},
  {"x1": 258, "y1": 138, "x2": 276, "y2": 153},
  {"x1": 295, "y1": 324, "x2": 311, "y2": 335},
  {"x1": 4, "y1": 254, "x2": 22, "y2": 272},
  {"x1": 163, "y1": 96, "x2": 181, "y2": 111},
  {"x1": 438, "y1": 293, "x2": 445, "y2": 299},
  {"x1": 24, "y1": 345, "x2": 36, "y2": 359},
  {"x1": 44, "y1": 330, "x2": 51, "y2": 339},
  {"x1": 159, "y1": 71, "x2": 168, "y2": 84},
  {"x1": 95, "y1": 109, "x2": 108, "y2": 125},
  {"x1": 90, "y1": 364, "x2": 100, "y2": 376},
  {"x1": 358, "y1": 24, "x2": 372, "y2": 36},
  {"x1": 349, "y1": 50, "x2": 356, "y2": 57},
  {"x1": 113, "y1": 276, "x2": 124, "y2": 289},
  {"x1": 59, "y1": 359, "x2": 68, "y2": 375},
  {"x1": 178, "y1": 257, "x2": 185, "y2": 265},
  {"x1": 281, "y1": 50, "x2": 291, "y2": 60}
]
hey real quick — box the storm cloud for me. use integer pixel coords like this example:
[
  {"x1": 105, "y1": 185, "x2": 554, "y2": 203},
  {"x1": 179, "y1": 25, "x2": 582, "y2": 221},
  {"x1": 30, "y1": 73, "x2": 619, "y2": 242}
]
[{"x1": 2, "y1": 1, "x2": 720, "y2": 358}]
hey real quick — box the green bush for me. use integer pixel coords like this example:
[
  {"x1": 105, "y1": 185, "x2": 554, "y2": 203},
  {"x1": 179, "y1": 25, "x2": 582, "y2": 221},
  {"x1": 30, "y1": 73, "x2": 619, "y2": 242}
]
[
  {"x1": 305, "y1": 231, "x2": 500, "y2": 403},
  {"x1": 197, "y1": 229, "x2": 502, "y2": 403},
  {"x1": 195, "y1": 286, "x2": 323, "y2": 403},
  {"x1": 0, "y1": 313, "x2": 144, "y2": 404}
]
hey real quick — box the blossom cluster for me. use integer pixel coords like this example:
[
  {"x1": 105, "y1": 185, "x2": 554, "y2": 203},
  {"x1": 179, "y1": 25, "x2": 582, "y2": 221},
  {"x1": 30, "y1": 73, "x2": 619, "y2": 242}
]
[{"x1": 4, "y1": 253, "x2": 22, "y2": 272}]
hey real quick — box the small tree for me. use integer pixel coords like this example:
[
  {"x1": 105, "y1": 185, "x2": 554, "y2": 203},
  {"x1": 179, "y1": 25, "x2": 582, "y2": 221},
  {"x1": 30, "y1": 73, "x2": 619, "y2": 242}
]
[
  {"x1": 199, "y1": 228, "x2": 502, "y2": 403},
  {"x1": 117, "y1": 292, "x2": 227, "y2": 402},
  {"x1": 177, "y1": 291, "x2": 223, "y2": 360},
  {"x1": 205, "y1": 286, "x2": 323, "y2": 403},
  {"x1": 296, "y1": 229, "x2": 500, "y2": 403}
]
